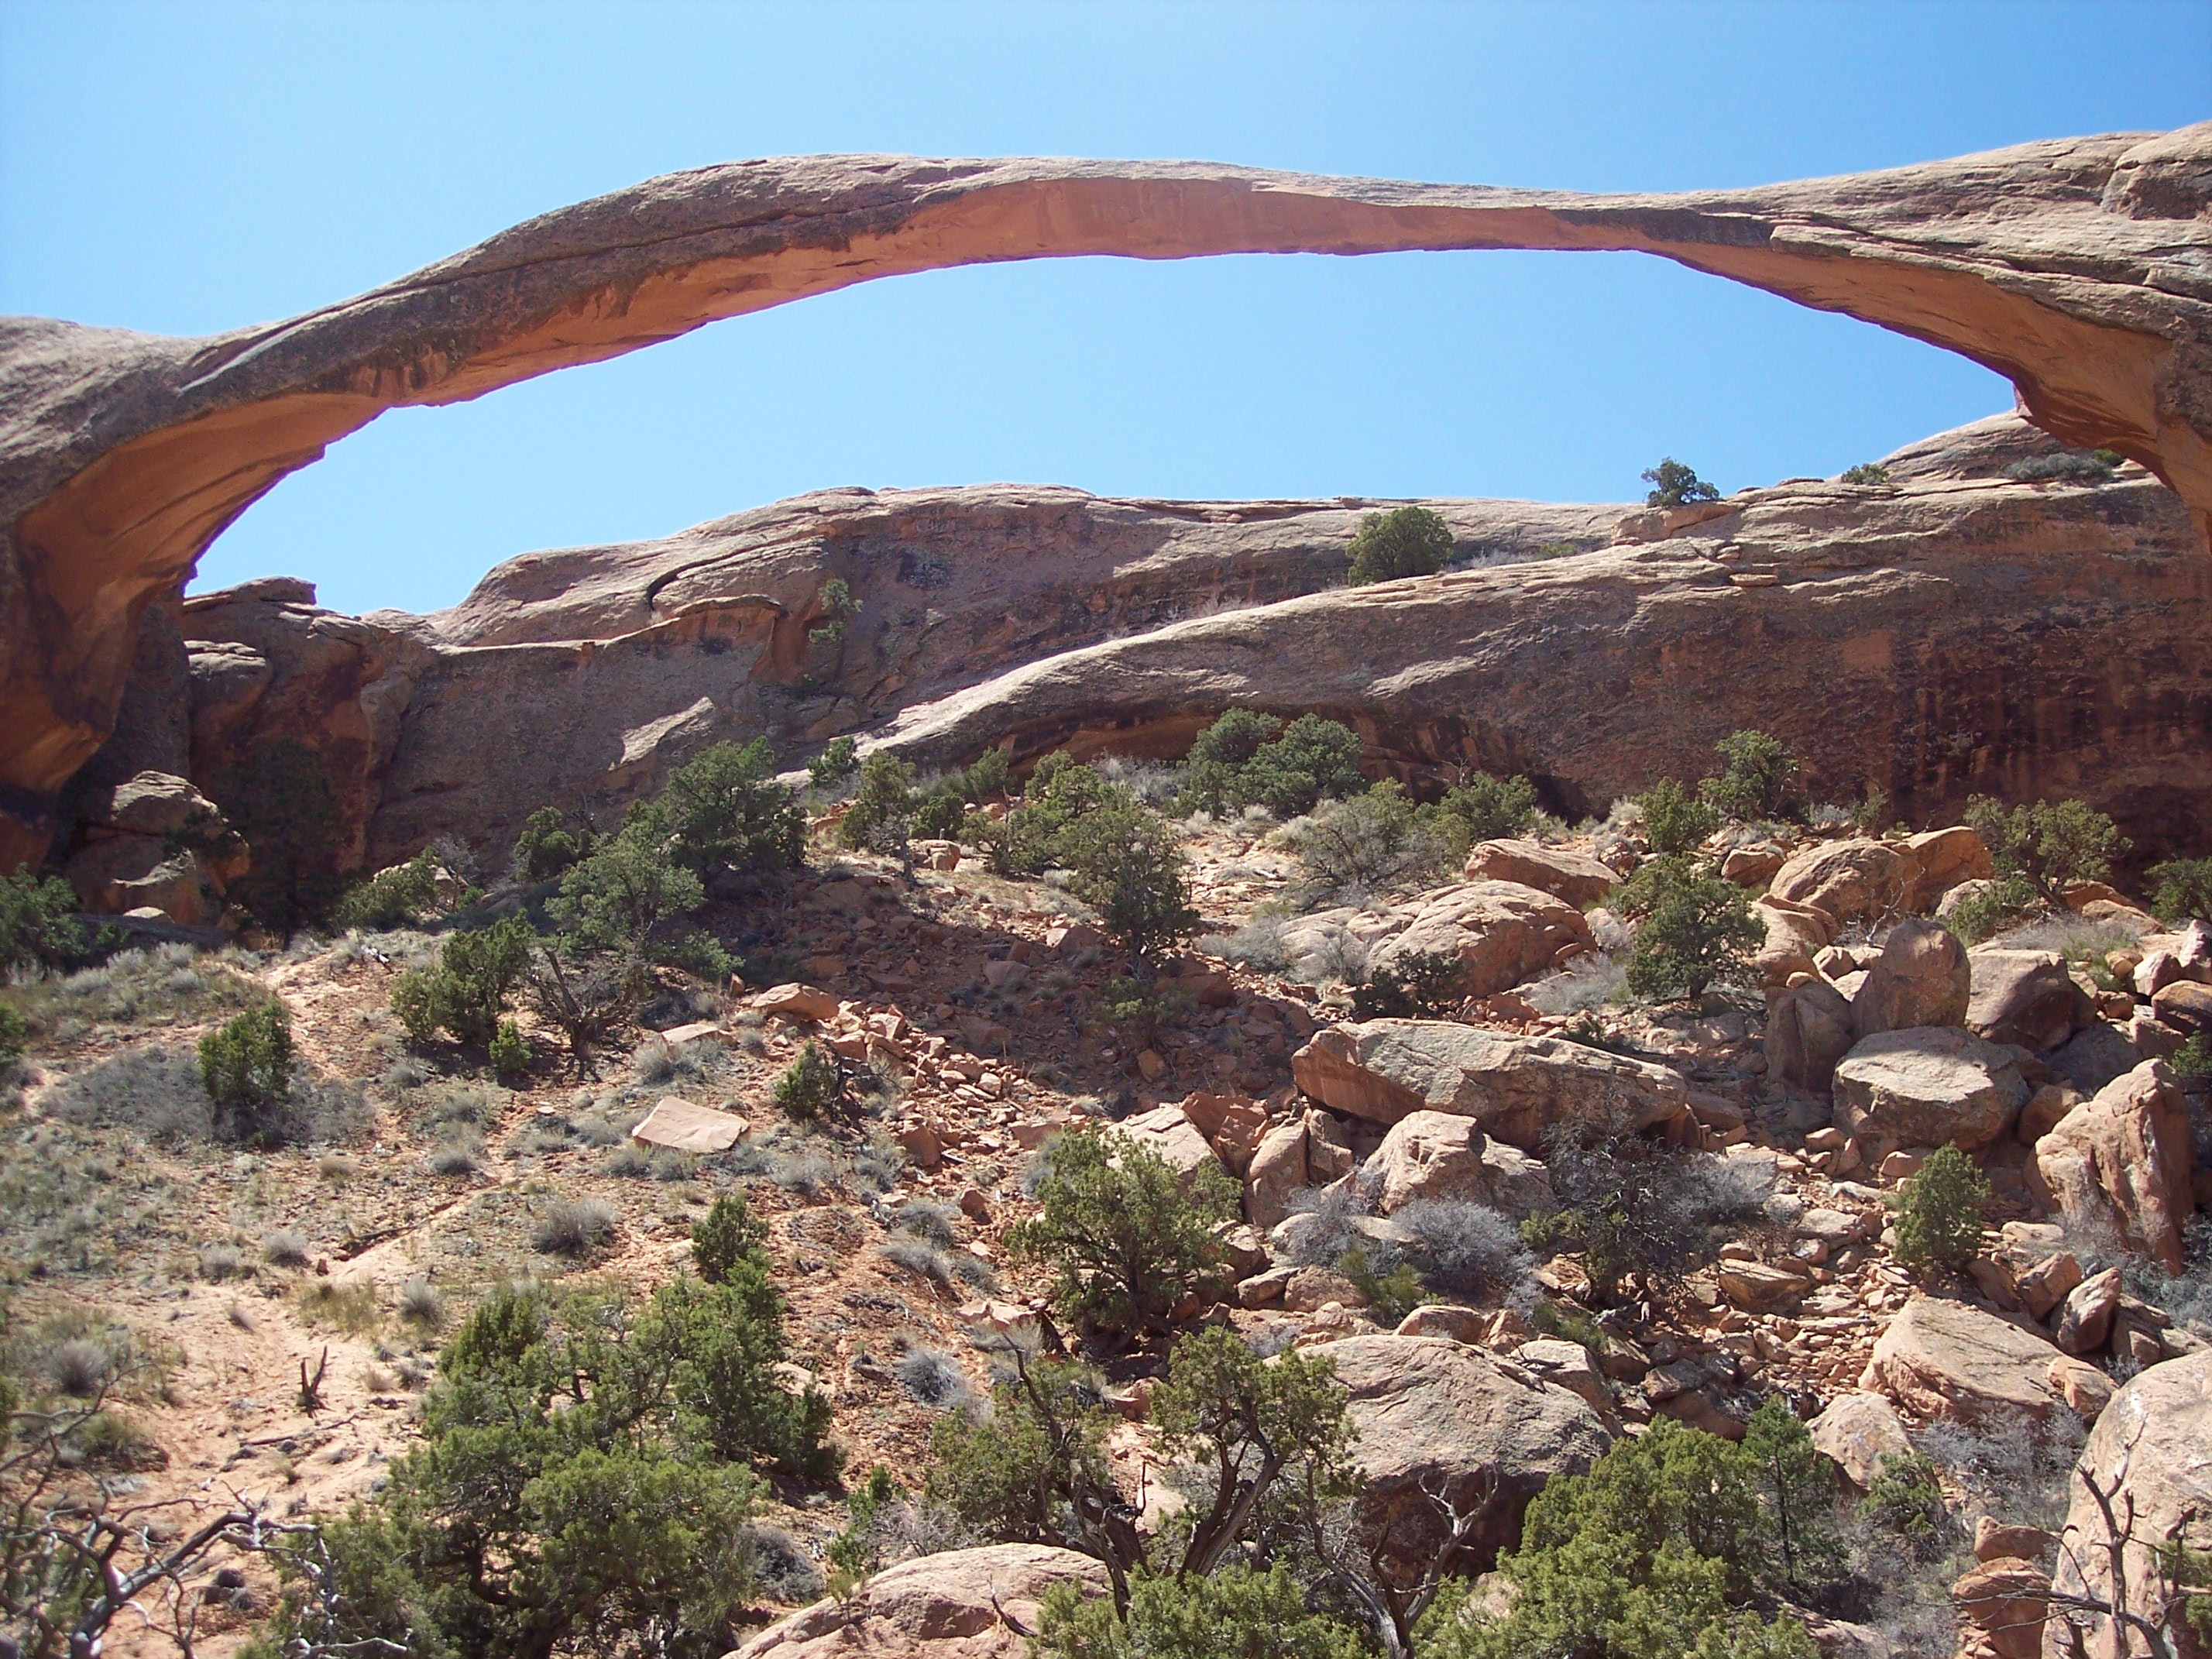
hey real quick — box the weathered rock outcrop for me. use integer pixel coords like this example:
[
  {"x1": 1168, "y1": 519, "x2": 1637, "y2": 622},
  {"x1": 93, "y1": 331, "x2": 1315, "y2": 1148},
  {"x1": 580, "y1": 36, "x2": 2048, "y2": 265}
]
[
  {"x1": 2035, "y1": 1060, "x2": 2197, "y2": 1275},
  {"x1": 1291, "y1": 1018, "x2": 1688, "y2": 1145},
  {"x1": 730, "y1": 1544, "x2": 1108, "y2": 1658},
  {"x1": 1364, "y1": 880, "x2": 1595, "y2": 999},
  {"x1": 2042, "y1": 1351, "x2": 2212, "y2": 1659},
  {"x1": 9, "y1": 123, "x2": 2212, "y2": 870},
  {"x1": 1861, "y1": 1295, "x2": 2095, "y2": 1427},
  {"x1": 1306, "y1": 1334, "x2": 1612, "y2": 1575},
  {"x1": 1831, "y1": 1026, "x2": 2032, "y2": 1151}
]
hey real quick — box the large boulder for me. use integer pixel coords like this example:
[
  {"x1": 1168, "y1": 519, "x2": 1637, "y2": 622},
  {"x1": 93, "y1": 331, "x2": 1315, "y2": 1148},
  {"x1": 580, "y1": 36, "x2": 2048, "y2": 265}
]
[
  {"x1": 1902, "y1": 826, "x2": 1994, "y2": 913},
  {"x1": 61, "y1": 768, "x2": 248, "y2": 926},
  {"x1": 2152, "y1": 977, "x2": 2212, "y2": 1036},
  {"x1": 1307, "y1": 1334, "x2": 1612, "y2": 1575},
  {"x1": 1753, "y1": 895, "x2": 1839, "y2": 987},
  {"x1": 1292, "y1": 1020, "x2": 1688, "y2": 1147},
  {"x1": 2042, "y1": 1352, "x2": 2212, "y2": 1659},
  {"x1": 1954, "y1": 1555, "x2": 2050, "y2": 1659},
  {"x1": 1852, "y1": 919, "x2": 1972, "y2": 1037},
  {"x1": 1766, "y1": 977, "x2": 1856, "y2": 1091},
  {"x1": 1105, "y1": 1104, "x2": 1225, "y2": 1194},
  {"x1": 1808, "y1": 1390, "x2": 1912, "y2": 1489},
  {"x1": 1358, "y1": 1110, "x2": 1554, "y2": 1217},
  {"x1": 1462, "y1": 840, "x2": 1619, "y2": 908},
  {"x1": 1968, "y1": 949, "x2": 2094, "y2": 1053},
  {"x1": 1769, "y1": 838, "x2": 1921, "y2": 927},
  {"x1": 1831, "y1": 1026, "x2": 2032, "y2": 1152},
  {"x1": 1243, "y1": 1120, "x2": 1311, "y2": 1229},
  {"x1": 1366, "y1": 881, "x2": 1595, "y2": 999},
  {"x1": 1860, "y1": 1296, "x2": 2081, "y2": 1426},
  {"x1": 2035, "y1": 1061, "x2": 2197, "y2": 1275},
  {"x1": 731, "y1": 1544, "x2": 1109, "y2": 1658}
]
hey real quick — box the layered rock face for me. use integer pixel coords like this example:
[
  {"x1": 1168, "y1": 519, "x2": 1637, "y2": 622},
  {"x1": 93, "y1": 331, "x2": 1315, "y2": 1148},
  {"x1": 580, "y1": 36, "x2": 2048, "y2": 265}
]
[
  {"x1": 132, "y1": 412, "x2": 2212, "y2": 887},
  {"x1": 5, "y1": 122, "x2": 2212, "y2": 868}
]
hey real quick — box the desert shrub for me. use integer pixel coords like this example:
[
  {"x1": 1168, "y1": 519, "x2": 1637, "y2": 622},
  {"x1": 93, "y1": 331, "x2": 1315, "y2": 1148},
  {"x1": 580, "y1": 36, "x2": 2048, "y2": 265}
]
[
  {"x1": 1005, "y1": 1127, "x2": 1238, "y2": 1338},
  {"x1": 1433, "y1": 771, "x2": 1540, "y2": 843},
  {"x1": 961, "y1": 745, "x2": 1012, "y2": 802},
  {"x1": 1642, "y1": 458, "x2": 1721, "y2": 508},
  {"x1": 1941, "y1": 874, "x2": 2043, "y2": 946},
  {"x1": 1338, "y1": 1245, "x2": 1430, "y2": 1324},
  {"x1": 1964, "y1": 795, "x2": 2128, "y2": 907},
  {"x1": 1391, "y1": 1198, "x2": 1536, "y2": 1302},
  {"x1": 854, "y1": 1132, "x2": 905, "y2": 1193},
  {"x1": 198, "y1": 1001, "x2": 294, "y2": 1146},
  {"x1": 773, "y1": 1040, "x2": 844, "y2": 1121},
  {"x1": 548, "y1": 821, "x2": 707, "y2": 961},
  {"x1": 838, "y1": 751, "x2": 918, "y2": 854},
  {"x1": 1858, "y1": 1449, "x2": 1949, "y2": 1554},
  {"x1": 1351, "y1": 946, "x2": 1462, "y2": 1018},
  {"x1": 261, "y1": 1228, "x2": 310, "y2": 1266},
  {"x1": 391, "y1": 915, "x2": 534, "y2": 1047},
  {"x1": 1286, "y1": 781, "x2": 1451, "y2": 902},
  {"x1": 807, "y1": 576, "x2": 860, "y2": 646},
  {"x1": 654, "y1": 738, "x2": 805, "y2": 883},
  {"x1": 508, "y1": 805, "x2": 589, "y2": 882},
  {"x1": 1526, "y1": 1132, "x2": 1765, "y2": 1303},
  {"x1": 1038, "y1": 1563, "x2": 1369, "y2": 1659},
  {"x1": 0, "y1": 1004, "x2": 24, "y2": 1065},
  {"x1": 1345, "y1": 503, "x2": 1453, "y2": 586},
  {"x1": 896, "y1": 1346, "x2": 974, "y2": 1409},
  {"x1": 744, "y1": 1523, "x2": 826, "y2": 1606},
  {"x1": 1637, "y1": 775, "x2": 1720, "y2": 854},
  {"x1": 603, "y1": 1142, "x2": 654, "y2": 1178},
  {"x1": 0, "y1": 867, "x2": 93, "y2": 975},
  {"x1": 2146, "y1": 857, "x2": 2212, "y2": 926},
  {"x1": 909, "y1": 785, "x2": 967, "y2": 840},
  {"x1": 1056, "y1": 796, "x2": 1199, "y2": 965},
  {"x1": 198, "y1": 1242, "x2": 245, "y2": 1281},
  {"x1": 332, "y1": 849, "x2": 442, "y2": 932},
  {"x1": 523, "y1": 943, "x2": 636, "y2": 1069},
  {"x1": 892, "y1": 1198, "x2": 957, "y2": 1249},
  {"x1": 2175, "y1": 1034, "x2": 2212, "y2": 1078},
  {"x1": 1086, "y1": 976, "x2": 1190, "y2": 1055},
  {"x1": 2002, "y1": 451, "x2": 2118, "y2": 483},
  {"x1": 397, "y1": 1278, "x2": 445, "y2": 1327},
  {"x1": 424, "y1": 1136, "x2": 482, "y2": 1177},
  {"x1": 1425, "y1": 1414, "x2": 1821, "y2": 1659},
  {"x1": 691, "y1": 1192, "x2": 768, "y2": 1286},
  {"x1": 252, "y1": 1270, "x2": 837, "y2": 1659},
  {"x1": 1700, "y1": 730, "x2": 1801, "y2": 823},
  {"x1": 1840, "y1": 462, "x2": 1892, "y2": 484},
  {"x1": 1180, "y1": 709, "x2": 1282, "y2": 812},
  {"x1": 1890, "y1": 1144, "x2": 1989, "y2": 1275},
  {"x1": 533, "y1": 1196, "x2": 619, "y2": 1256},
  {"x1": 1622, "y1": 858, "x2": 1762, "y2": 1001},
  {"x1": 1238, "y1": 714, "x2": 1365, "y2": 817},
  {"x1": 487, "y1": 1018, "x2": 531, "y2": 1077},
  {"x1": 806, "y1": 735, "x2": 860, "y2": 794}
]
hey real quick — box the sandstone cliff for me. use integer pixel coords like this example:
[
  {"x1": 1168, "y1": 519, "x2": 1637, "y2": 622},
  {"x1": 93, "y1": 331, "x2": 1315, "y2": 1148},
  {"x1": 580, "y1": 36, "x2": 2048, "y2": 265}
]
[
  {"x1": 5, "y1": 124, "x2": 2212, "y2": 867},
  {"x1": 105, "y1": 414, "x2": 2207, "y2": 889}
]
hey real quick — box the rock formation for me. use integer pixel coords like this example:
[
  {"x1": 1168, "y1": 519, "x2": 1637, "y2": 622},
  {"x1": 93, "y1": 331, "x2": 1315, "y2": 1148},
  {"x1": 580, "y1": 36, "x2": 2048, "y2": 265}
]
[{"x1": 6, "y1": 122, "x2": 2212, "y2": 869}]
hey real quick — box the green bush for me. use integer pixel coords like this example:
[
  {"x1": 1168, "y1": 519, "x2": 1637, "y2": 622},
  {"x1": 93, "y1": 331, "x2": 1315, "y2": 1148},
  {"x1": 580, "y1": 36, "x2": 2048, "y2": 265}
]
[
  {"x1": 1424, "y1": 1414, "x2": 1820, "y2": 1659},
  {"x1": 2173, "y1": 1033, "x2": 2212, "y2": 1077},
  {"x1": 1839, "y1": 462, "x2": 1891, "y2": 485},
  {"x1": 1037, "y1": 1565, "x2": 1368, "y2": 1659},
  {"x1": 0, "y1": 1003, "x2": 25, "y2": 1064},
  {"x1": 2002, "y1": 452, "x2": 2117, "y2": 483},
  {"x1": 1638, "y1": 776, "x2": 1720, "y2": 855},
  {"x1": 1055, "y1": 795, "x2": 1199, "y2": 965},
  {"x1": 391, "y1": 915, "x2": 534, "y2": 1047},
  {"x1": 333, "y1": 848, "x2": 442, "y2": 933},
  {"x1": 2146, "y1": 857, "x2": 2212, "y2": 926},
  {"x1": 1890, "y1": 1143, "x2": 1989, "y2": 1275},
  {"x1": 1623, "y1": 858, "x2": 1761, "y2": 1001},
  {"x1": 548, "y1": 818, "x2": 707, "y2": 959},
  {"x1": 805, "y1": 735, "x2": 860, "y2": 793},
  {"x1": 252, "y1": 1272, "x2": 837, "y2": 1659},
  {"x1": 692, "y1": 1192, "x2": 770, "y2": 1286},
  {"x1": 1005, "y1": 1127, "x2": 1237, "y2": 1338},
  {"x1": 508, "y1": 805, "x2": 589, "y2": 882},
  {"x1": 0, "y1": 867, "x2": 91, "y2": 975},
  {"x1": 1964, "y1": 795, "x2": 2127, "y2": 906},
  {"x1": 772, "y1": 1040, "x2": 843, "y2": 1121},
  {"x1": 1643, "y1": 458, "x2": 1721, "y2": 508},
  {"x1": 807, "y1": 576, "x2": 860, "y2": 646},
  {"x1": 1345, "y1": 504, "x2": 1454, "y2": 586},
  {"x1": 1087, "y1": 976, "x2": 1190, "y2": 1053},
  {"x1": 837, "y1": 751, "x2": 917, "y2": 854},
  {"x1": 198, "y1": 1001, "x2": 293, "y2": 1145},
  {"x1": 1352, "y1": 946, "x2": 1462, "y2": 1018},
  {"x1": 1940, "y1": 874, "x2": 2042, "y2": 946},
  {"x1": 961, "y1": 746, "x2": 1011, "y2": 802},
  {"x1": 1287, "y1": 782, "x2": 1451, "y2": 901},
  {"x1": 909, "y1": 785, "x2": 967, "y2": 840},
  {"x1": 1431, "y1": 771, "x2": 1540, "y2": 843},
  {"x1": 660, "y1": 738, "x2": 804, "y2": 881},
  {"x1": 1178, "y1": 712, "x2": 1365, "y2": 819},
  {"x1": 1338, "y1": 1245, "x2": 1429, "y2": 1324},
  {"x1": 488, "y1": 1018, "x2": 530, "y2": 1077},
  {"x1": 1858, "y1": 1450, "x2": 1949, "y2": 1554},
  {"x1": 1699, "y1": 730, "x2": 1800, "y2": 823}
]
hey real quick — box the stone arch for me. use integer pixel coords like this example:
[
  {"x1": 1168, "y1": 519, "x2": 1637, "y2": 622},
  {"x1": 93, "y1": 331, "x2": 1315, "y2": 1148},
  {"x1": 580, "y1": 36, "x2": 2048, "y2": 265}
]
[{"x1": 3, "y1": 125, "x2": 2210, "y2": 862}]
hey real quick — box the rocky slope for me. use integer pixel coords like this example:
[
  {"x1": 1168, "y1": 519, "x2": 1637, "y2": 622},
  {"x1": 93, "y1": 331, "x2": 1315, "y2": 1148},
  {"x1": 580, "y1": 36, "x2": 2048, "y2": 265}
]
[
  {"x1": 6, "y1": 122, "x2": 2211, "y2": 869},
  {"x1": 72, "y1": 412, "x2": 2210, "y2": 901}
]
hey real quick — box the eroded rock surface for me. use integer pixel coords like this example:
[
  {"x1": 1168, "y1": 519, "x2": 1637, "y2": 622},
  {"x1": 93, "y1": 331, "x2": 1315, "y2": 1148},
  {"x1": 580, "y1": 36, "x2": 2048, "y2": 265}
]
[{"x1": 730, "y1": 1544, "x2": 1108, "y2": 1659}]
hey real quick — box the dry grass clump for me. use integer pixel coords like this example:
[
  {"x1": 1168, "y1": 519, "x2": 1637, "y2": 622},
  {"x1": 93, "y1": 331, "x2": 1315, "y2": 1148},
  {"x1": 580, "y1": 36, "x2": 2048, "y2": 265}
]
[
  {"x1": 261, "y1": 1228, "x2": 311, "y2": 1266},
  {"x1": 397, "y1": 1278, "x2": 445, "y2": 1328},
  {"x1": 297, "y1": 1280, "x2": 380, "y2": 1338},
  {"x1": 532, "y1": 1197, "x2": 618, "y2": 1256}
]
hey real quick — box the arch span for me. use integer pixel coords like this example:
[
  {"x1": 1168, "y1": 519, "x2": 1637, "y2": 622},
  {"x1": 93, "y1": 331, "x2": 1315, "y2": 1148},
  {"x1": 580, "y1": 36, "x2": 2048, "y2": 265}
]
[{"x1": 2, "y1": 123, "x2": 2210, "y2": 863}]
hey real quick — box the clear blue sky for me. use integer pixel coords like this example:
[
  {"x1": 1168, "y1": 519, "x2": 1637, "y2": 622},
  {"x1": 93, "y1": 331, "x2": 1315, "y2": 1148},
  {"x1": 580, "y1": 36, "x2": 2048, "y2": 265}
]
[{"x1": 3, "y1": 2, "x2": 2207, "y2": 617}]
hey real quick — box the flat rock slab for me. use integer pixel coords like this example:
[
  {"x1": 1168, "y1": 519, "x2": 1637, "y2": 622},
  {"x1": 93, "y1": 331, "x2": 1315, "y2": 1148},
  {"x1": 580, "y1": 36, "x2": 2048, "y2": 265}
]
[
  {"x1": 1860, "y1": 1295, "x2": 2075, "y2": 1425},
  {"x1": 629, "y1": 1097, "x2": 749, "y2": 1153},
  {"x1": 732, "y1": 1543, "x2": 1108, "y2": 1658},
  {"x1": 1832, "y1": 1025, "x2": 2029, "y2": 1151}
]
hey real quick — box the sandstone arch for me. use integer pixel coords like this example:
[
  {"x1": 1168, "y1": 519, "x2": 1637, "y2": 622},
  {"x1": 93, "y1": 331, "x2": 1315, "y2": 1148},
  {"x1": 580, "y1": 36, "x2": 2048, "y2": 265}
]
[{"x1": 4, "y1": 123, "x2": 2210, "y2": 865}]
